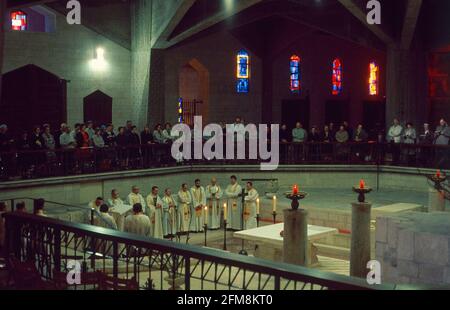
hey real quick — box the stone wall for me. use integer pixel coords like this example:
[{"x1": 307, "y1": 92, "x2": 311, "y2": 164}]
[
  {"x1": 376, "y1": 212, "x2": 450, "y2": 285},
  {"x1": 2, "y1": 7, "x2": 132, "y2": 128}
]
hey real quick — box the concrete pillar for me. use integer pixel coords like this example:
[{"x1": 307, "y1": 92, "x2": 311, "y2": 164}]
[
  {"x1": 350, "y1": 202, "x2": 372, "y2": 278},
  {"x1": 283, "y1": 208, "x2": 308, "y2": 266},
  {"x1": 0, "y1": 0, "x2": 5, "y2": 105},
  {"x1": 386, "y1": 44, "x2": 427, "y2": 127},
  {"x1": 148, "y1": 48, "x2": 165, "y2": 124},
  {"x1": 428, "y1": 187, "x2": 446, "y2": 212}
]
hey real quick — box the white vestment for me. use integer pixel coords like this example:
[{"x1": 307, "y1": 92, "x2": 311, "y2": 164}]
[
  {"x1": 244, "y1": 188, "x2": 259, "y2": 230},
  {"x1": 162, "y1": 194, "x2": 178, "y2": 236},
  {"x1": 96, "y1": 213, "x2": 118, "y2": 230},
  {"x1": 206, "y1": 184, "x2": 223, "y2": 229},
  {"x1": 190, "y1": 186, "x2": 206, "y2": 232},
  {"x1": 146, "y1": 194, "x2": 164, "y2": 239},
  {"x1": 124, "y1": 214, "x2": 152, "y2": 237},
  {"x1": 177, "y1": 190, "x2": 192, "y2": 233},
  {"x1": 127, "y1": 193, "x2": 147, "y2": 213},
  {"x1": 225, "y1": 183, "x2": 243, "y2": 230},
  {"x1": 108, "y1": 198, "x2": 124, "y2": 209}
]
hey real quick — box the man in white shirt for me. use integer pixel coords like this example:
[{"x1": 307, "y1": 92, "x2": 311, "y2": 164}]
[
  {"x1": 244, "y1": 182, "x2": 259, "y2": 230},
  {"x1": 225, "y1": 175, "x2": 243, "y2": 230},
  {"x1": 206, "y1": 177, "x2": 223, "y2": 230},
  {"x1": 124, "y1": 203, "x2": 152, "y2": 237},
  {"x1": 190, "y1": 179, "x2": 206, "y2": 232},
  {"x1": 127, "y1": 186, "x2": 146, "y2": 213},
  {"x1": 146, "y1": 186, "x2": 164, "y2": 239},
  {"x1": 387, "y1": 118, "x2": 403, "y2": 164}
]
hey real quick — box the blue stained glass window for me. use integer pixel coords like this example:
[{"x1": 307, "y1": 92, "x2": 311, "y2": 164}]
[
  {"x1": 290, "y1": 55, "x2": 300, "y2": 93},
  {"x1": 237, "y1": 49, "x2": 249, "y2": 93}
]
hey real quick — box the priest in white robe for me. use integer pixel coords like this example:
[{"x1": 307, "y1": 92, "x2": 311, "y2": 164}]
[
  {"x1": 146, "y1": 186, "x2": 164, "y2": 239},
  {"x1": 95, "y1": 204, "x2": 118, "y2": 230},
  {"x1": 108, "y1": 189, "x2": 125, "y2": 209},
  {"x1": 190, "y1": 179, "x2": 206, "y2": 232},
  {"x1": 124, "y1": 203, "x2": 152, "y2": 237},
  {"x1": 177, "y1": 183, "x2": 192, "y2": 234},
  {"x1": 162, "y1": 188, "x2": 178, "y2": 238},
  {"x1": 244, "y1": 181, "x2": 259, "y2": 230},
  {"x1": 225, "y1": 175, "x2": 243, "y2": 230},
  {"x1": 88, "y1": 197, "x2": 104, "y2": 211},
  {"x1": 206, "y1": 177, "x2": 222, "y2": 230},
  {"x1": 127, "y1": 186, "x2": 146, "y2": 213}
]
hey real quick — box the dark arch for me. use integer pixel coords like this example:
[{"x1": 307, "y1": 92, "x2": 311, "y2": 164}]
[
  {"x1": 0, "y1": 64, "x2": 67, "y2": 136},
  {"x1": 83, "y1": 90, "x2": 112, "y2": 127}
]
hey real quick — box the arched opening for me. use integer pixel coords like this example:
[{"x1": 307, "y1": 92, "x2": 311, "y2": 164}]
[
  {"x1": 0, "y1": 64, "x2": 67, "y2": 135},
  {"x1": 178, "y1": 59, "x2": 209, "y2": 125},
  {"x1": 83, "y1": 90, "x2": 113, "y2": 127}
]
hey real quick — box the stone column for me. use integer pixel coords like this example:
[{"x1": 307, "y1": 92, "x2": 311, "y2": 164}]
[
  {"x1": 350, "y1": 202, "x2": 372, "y2": 278},
  {"x1": 283, "y1": 209, "x2": 308, "y2": 266},
  {"x1": 0, "y1": 0, "x2": 6, "y2": 104},
  {"x1": 428, "y1": 187, "x2": 446, "y2": 212}
]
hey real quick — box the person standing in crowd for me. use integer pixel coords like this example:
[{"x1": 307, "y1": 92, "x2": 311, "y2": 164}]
[
  {"x1": 16, "y1": 131, "x2": 32, "y2": 177},
  {"x1": 102, "y1": 124, "x2": 116, "y2": 147},
  {"x1": 0, "y1": 124, "x2": 14, "y2": 152},
  {"x1": 30, "y1": 126, "x2": 46, "y2": 168},
  {"x1": 60, "y1": 126, "x2": 76, "y2": 149},
  {"x1": 93, "y1": 128, "x2": 105, "y2": 148},
  {"x1": 419, "y1": 123, "x2": 434, "y2": 144},
  {"x1": 434, "y1": 119, "x2": 450, "y2": 145},
  {"x1": 387, "y1": 118, "x2": 403, "y2": 164},
  {"x1": 190, "y1": 179, "x2": 206, "y2": 233},
  {"x1": 353, "y1": 124, "x2": 368, "y2": 142},
  {"x1": 124, "y1": 203, "x2": 151, "y2": 237},
  {"x1": 76, "y1": 124, "x2": 90, "y2": 148},
  {"x1": 86, "y1": 121, "x2": 95, "y2": 141},
  {"x1": 343, "y1": 121, "x2": 353, "y2": 140},
  {"x1": 15, "y1": 202, "x2": 27, "y2": 213},
  {"x1": 243, "y1": 182, "x2": 258, "y2": 230},
  {"x1": 309, "y1": 126, "x2": 321, "y2": 142},
  {"x1": 335, "y1": 125, "x2": 349, "y2": 143},
  {"x1": 153, "y1": 124, "x2": 166, "y2": 144},
  {"x1": 322, "y1": 125, "x2": 333, "y2": 143},
  {"x1": 279, "y1": 124, "x2": 290, "y2": 163},
  {"x1": 162, "y1": 123, "x2": 174, "y2": 143},
  {"x1": 140, "y1": 125, "x2": 154, "y2": 167},
  {"x1": 33, "y1": 198, "x2": 47, "y2": 217},
  {"x1": 162, "y1": 188, "x2": 178, "y2": 238},
  {"x1": 225, "y1": 175, "x2": 242, "y2": 231},
  {"x1": 292, "y1": 122, "x2": 307, "y2": 143},
  {"x1": 403, "y1": 122, "x2": 417, "y2": 165},
  {"x1": 116, "y1": 127, "x2": 128, "y2": 167},
  {"x1": 177, "y1": 183, "x2": 192, "y2": 234},
  {"x1": 127, "y1": 186, "x2": 146, "y2": 213},
  {"x1": 146, "y1": 186, "x2": 164, "y2": 239},
  {"x1": 206, "y1": 177, "x2": 222, "y2": 230},
  {"x1": 42, "y1": 125, "x2": 56, "y2": 150}
]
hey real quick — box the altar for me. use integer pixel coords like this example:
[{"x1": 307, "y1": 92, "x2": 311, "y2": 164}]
[
  {"x1": 109, "y1": 204, "x2": 133, "y2": 231},
  {"x1": 234, "y1": 223, "x2": 338, "y2": 266}
]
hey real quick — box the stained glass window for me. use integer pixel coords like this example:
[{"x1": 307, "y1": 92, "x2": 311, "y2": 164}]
[
  {"x1": 11, "y1": 11, "x2": 27, "y2": 31},
  {"x1": 290, "y1": 55, "x2": 300, "y2": 93},
  {"x1": 332, "y1": 58, "x2": 343, "y2": 95},
  {"x1": 178, "y1": 98, "x2": 183, "y2": 123},
  {"x1": 237, "y1": 50, "x2": 249, "y2": 93},
  {"x1": 369, "y1": 61, "x2": 379, "y2": 96}
]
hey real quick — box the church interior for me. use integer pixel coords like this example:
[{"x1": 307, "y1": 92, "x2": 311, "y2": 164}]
[{"x1": 0, "y1": 0, "x2": 450, "y2": 292}]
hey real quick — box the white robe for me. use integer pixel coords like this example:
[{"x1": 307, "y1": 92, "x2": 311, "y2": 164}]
[
  {"x1": 108, "y1": 198, "x2": 124, "y2": 209},
  {"x1": 190, "y1": 186, "x2": 206, "y2": 232},
  {"x1": 127, "y1": 193, "x2": 147, "y2": 213},
  {"x1": 206, "y1": 184, "x2": 223, "y2": 229},
  {"x1": 124, "y1": 214, "x2": 152, "y2": 237},
  {"x1": 244, "y1": 188, "x2": 259, "y2": 230},
  {"x1": 146, "y1": 194, "x2": 164, "y2": 239},
  {"x1": 162, "y1": 195, "x2": 178, "y2": 236},
  {"x1": 94, "y1": 213, "x2": 117, "y2": 256},
  {"x1": 225, "y1": 183, "x2": 243, "y2": 230},
  {"x1": 177, "y1": 190, "x2": 192, "y2": 233}
]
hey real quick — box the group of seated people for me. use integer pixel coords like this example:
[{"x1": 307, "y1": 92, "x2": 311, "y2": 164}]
[{"x1": 89, "y1": 176, "x2": 260, "y2": 240}]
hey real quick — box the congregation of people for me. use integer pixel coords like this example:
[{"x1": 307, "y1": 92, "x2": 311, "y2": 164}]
[
  {"x1": 0, "y1": 117, "x2": 449, "y2": 178},
  {"x1": 86, "y1": 176, "x2": 259, "y2": 240}
]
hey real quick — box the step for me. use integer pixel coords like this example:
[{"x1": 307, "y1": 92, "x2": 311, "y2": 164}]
[{"x1": 315, "y1": 243, "x2": 350, "y2": 261}]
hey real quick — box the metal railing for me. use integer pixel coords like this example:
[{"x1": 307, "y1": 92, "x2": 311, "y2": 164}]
[
  {"x1": 0, "y1": 142, "x2": 449, "y2": 182},
  {"x1": 2, "y1": 212, "x2": 397, "y2": 290}
]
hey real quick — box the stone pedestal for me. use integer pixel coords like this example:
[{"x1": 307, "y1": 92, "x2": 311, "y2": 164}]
[
  {"x1": 350, "y1": 202, "x2": 372, "y2": 278},
  {"x1": 428, "y1": 187, "x2": 446, "y2": 212},
  {"x1": 283, "y1": 209, "x2": 308, "y2": 266}
]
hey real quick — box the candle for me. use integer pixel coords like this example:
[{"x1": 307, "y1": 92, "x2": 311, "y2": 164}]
[
  {"x1": 436, "y1": 170, "x2": 441, "y2": 178},
  {"x1": 256, "y1": 198, "x2": 260, "y2": 215},
  {"x1": 293, "y1": 184, "x2": 299, "y2": 195},
  {"x1": 272, "y1": 195, "x2": 277, "y2": 213},
  {"x1": 223, "y1": 203, "x2": 227, "y2": 221},
  {"x1": 359, "y1": 179, "x2": 365, "y2": 190},
  {"x1": 204, "y1": 206, "x2": 208, "y2": 225}
]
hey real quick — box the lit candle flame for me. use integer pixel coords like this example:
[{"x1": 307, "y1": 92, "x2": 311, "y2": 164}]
[{"x1": 359, "y1": 179, "x2": 365, "y2": 190}]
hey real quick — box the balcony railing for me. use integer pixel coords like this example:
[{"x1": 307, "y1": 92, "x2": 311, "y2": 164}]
[
  {"x1": 2, "y1": 212, "x2": 399, "y2": 290},
  {"x1": 0, "y1": 142, "x2": 449, "y2": 182}
]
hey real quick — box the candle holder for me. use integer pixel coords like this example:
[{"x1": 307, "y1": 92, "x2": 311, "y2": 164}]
[
  {"x1": 203, "y1": 224, "x2": 208, "y2": 247},
  {"x1": 223, "y1": 220, "x2": 228, "y2": 251},
  {"x1": 352, "y1": 186, "x2": 372, "y2": 203},
  {"x1": 272, "y1": 211, "x2": 277, "y2": 224},
  {"x1": 284, "y1": 191, "x2": 308, "y2": 211},
  {"x1": 427, "y1": 173, "x2": 447, "y2": 191}
]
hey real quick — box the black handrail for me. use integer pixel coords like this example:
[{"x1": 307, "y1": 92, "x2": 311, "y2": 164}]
[{"x1": 2, "y1": 212, "x2": 394, "y2": 290}]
